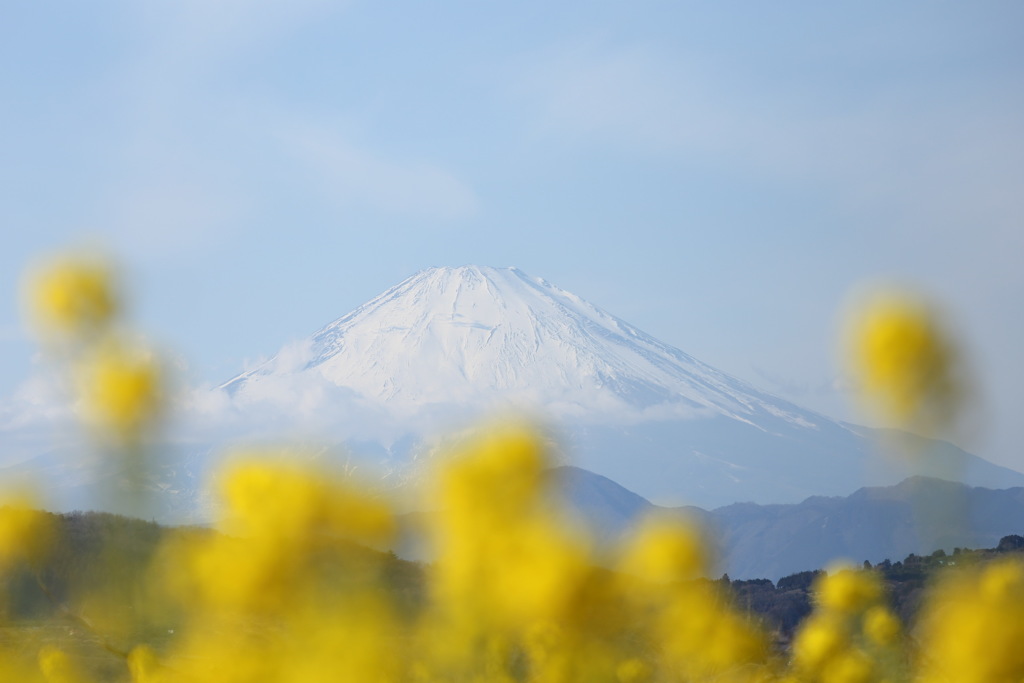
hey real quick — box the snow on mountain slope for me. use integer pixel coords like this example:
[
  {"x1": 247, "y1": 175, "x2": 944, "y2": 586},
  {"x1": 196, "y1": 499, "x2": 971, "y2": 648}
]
[
  {"x1": 222, "y1": 266, "x2": 826, "y2": 430},
  {"x1": 214, "y1": 265, "x2": 1024, "y2": 509},
  {"x1": 7, "y1": 266, "x2": 1021, "y2": 519}
]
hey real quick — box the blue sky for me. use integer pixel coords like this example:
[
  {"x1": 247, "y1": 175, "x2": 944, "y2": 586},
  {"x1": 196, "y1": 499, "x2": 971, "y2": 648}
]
[{"x1": 2, "y1": 1, "x2": 1023, "y2": 470}]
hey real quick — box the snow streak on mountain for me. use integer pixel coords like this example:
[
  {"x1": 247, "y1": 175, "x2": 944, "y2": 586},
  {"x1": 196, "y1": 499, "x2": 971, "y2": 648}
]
[{"x1": 223, "y1": 266, "x2": 821, "y2": 428}]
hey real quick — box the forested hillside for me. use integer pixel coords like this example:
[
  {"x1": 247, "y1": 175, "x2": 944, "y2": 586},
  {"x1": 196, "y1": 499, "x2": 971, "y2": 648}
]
[{"x1": 6, "y1": 508, "x2": 1020, "y2": 651}]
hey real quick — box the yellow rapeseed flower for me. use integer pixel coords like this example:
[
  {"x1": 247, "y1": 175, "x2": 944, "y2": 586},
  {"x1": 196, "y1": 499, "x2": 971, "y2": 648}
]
[
  {"x1": 792, "y1": 612, "x2": 850, "y2": 674},
  {"x1": 433, "y1": 424, "x2": 547, "y2": 524},
  {"x1": 429, "y1": 426, "x2": 595, "y2": 630},
  {"x1": 861, "y1": 605, "x2": 901, "y2": 647},
  {"x1": 978, "y1": 556, "x2": 1024, "y2": 601},
  {"x1": 821, "y1": 648, "x2": 875, "y2": 683},
  {"x1": 843, "y1": 288, "x2": 962, "y2": 433},
  {"x1": 618, "y1": 513, "x2": 708, "y2": 585},
  {"x1": 24, "y1": 253, "x2": 118, "y2": 342},
  {"x1": 178, "y1": 533, "x2": 282, "y2": 612},
  {"x1": 76, "y1": 340, "x2": 163, "y2": 442},
  {"x1": 916, "y1": 558, "x2": 1024, "y2": 682},
  {"x1": 0, "y1": 496, "x2": 51, "y2": 569},
  {"x1": 615, "y1": 658, "x2": 651, "y2": 683},
  {"x1": 657, "y1": 585, "x2": 770, "y2": 679},
  {"x1": 37, "y1": 646, "x2": 89, "y2": 683},
  {"x1": 487, "y1": 515, "x2": 591, "y2": 624},
  {"x1": 815, "y1": 566, "x2": 882, "y2": 614},
  {"x1": 127, "y1": 645, "x2": 161, "y2": 683},
  {"x1": 163, "y1": 457, "x2": 396, "y2": 614},
  {"x1": 219, "y1": 458, "x2": 395, "y2": 544},
  {"x1": 0, "y1": 655, "x2": 44, "y2": 683}
]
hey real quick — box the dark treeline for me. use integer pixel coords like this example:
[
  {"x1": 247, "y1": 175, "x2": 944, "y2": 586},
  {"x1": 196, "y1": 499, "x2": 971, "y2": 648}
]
[
  {"x1": 0, "y1": 509, "x2": 424, "y2": 626},
  {"x1": 1, "y1": 510, "x2": 166, "y2": 621},
  {"x1": 3, "y1": 509, "x2": 1022, "y2": 650},
  {"x1": 725, "y1": 533, "x2": 1024, "y2": 644}
]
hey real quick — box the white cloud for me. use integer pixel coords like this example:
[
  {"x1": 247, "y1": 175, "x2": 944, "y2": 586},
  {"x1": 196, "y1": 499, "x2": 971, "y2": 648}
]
[
  {"x1": 0, "y1": 361, "x2": 74, "y2": 436},
  {"x1": 271, "y1": 339, "x2": 314, "y2": 374},
  {"x1": 178, "y1": 368, "x2": 405, "y2": 446}
]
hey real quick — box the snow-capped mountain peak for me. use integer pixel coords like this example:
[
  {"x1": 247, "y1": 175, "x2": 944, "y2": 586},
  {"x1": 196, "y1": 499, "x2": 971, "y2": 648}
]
[
  {"x1": 12, "y1": 266, "x2": 1019, "y2": 518},
  {"x1": 222, "y1": 265, "x2": 819, "y2": 427}
]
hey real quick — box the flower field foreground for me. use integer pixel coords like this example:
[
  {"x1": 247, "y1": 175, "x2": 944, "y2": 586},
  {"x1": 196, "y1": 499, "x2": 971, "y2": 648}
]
[
  {"x1": 2, "y1": 252, "x2": 1022, "y2": 681},
  {"x1": 2, "y1": 430, "x2": 1024, "y2": 682}
]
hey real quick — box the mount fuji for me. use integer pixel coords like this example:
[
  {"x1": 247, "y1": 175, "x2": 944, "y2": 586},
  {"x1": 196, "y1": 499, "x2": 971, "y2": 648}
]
[
  {"x1": 217, "y1": 266, "x2": 1024, "y2": 509},
  {"x1": 223, "y1": 266, "x2": 810, "y2": 424}
]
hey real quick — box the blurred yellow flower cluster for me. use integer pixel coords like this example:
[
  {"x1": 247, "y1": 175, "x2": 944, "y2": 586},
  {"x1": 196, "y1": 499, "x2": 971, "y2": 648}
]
[
  {"x1": 3, "y1": 427, "x2": 1014, "y2": 682},
  {"x1": 133, "y1": 457, "x2": 403, "y2": 682},
  {"x1": 5, "y1": 251, "x2": 1023, "y2": 682},
  {"x1": 21, "y1": 252, "x2": 164, "y2": 446},
  {"x1": 791, "y1": 567, "x2": 905, "y2": 682},
  {"x1": 24, "y1": 254, "x2": 118, "y2": 341},
  {"x1": 139, "y1": 430, "x2": 780, "y2": 683},
  {"x1": 916, "y1": 558, "x2": 1024, "y2": 683},
  {"x1": 843, "y1": 289, "x2": 963, "y2": 436},
  {"x1": 0, "y1": 495, "x2": 51, "y2": 571},
  {"x1": 167, "y1": 456, "x2": 396, "y2": 615}
]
